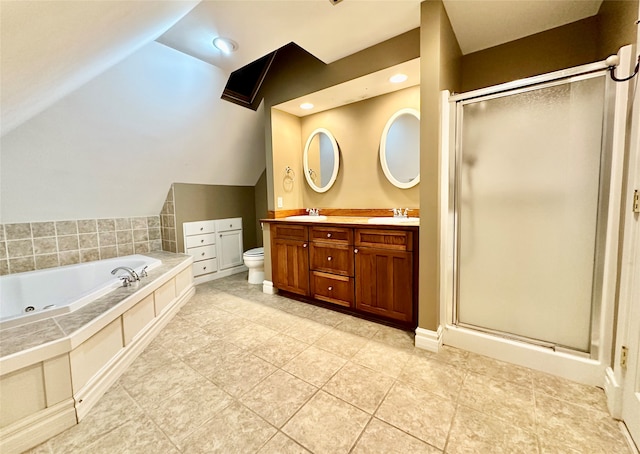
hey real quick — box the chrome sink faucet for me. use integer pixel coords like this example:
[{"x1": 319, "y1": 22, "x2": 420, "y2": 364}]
[
  {"x1": 306, "y1": 208, "x2": 320, "y2": 216},
  {"x1": 391, "y1": 208, "x2": 412, "y2": 218},
  {"x1": 111, "y1": 266, "x2": 139, "y2": 287}
]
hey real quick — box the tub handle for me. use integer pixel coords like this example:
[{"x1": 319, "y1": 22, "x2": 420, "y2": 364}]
[
  {"x1": 140, "y1": 266, "x2": 148, "y2": 278},
  {"x1": 120, "y1": 276, "x2": 133, "y2": 287}
]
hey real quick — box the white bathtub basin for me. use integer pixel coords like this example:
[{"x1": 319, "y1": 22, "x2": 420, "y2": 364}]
[
  {"x1": 367, "y1": 217, "x2": 420, "y2": 225},
  {"x1": 285, "y1": 215, "x2": 329, "y2": 222}
]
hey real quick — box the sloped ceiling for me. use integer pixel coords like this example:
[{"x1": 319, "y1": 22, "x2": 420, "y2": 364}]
[{"x1": 0, "y1": 0, "x2": 201, "y2": 137}]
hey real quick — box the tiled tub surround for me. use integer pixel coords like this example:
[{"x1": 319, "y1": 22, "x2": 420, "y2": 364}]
[
  {"x1": 160, "y1": 185, "x2": 178, "y2": 253},
  {"x1": 0, "y1": 216, "x2": 163, "y2": 276},
  {"x1": 25, "y1": 273, "x2": 634, "y2": 454},
  {"x1": 0, "y1": 252, "x2": 194, "y2": 454}
]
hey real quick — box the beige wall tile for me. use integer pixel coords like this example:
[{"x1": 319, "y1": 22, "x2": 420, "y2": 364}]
[
  {"x1": 58, "y1": 235, "x2": 79, "y2": 252},
  {"x1": 100, "y1": 246, "x2": 118, "y2": 259},
  {"x1": 118, "y1": 244, "x2": 134, "y2": 256},
  {"x1": 150, "y1": 240, "x2": 162, "y2": 251},
  {"x1": 133, "y1": 229, "x2": 148, "y2": 242},
  {"x1": 115, "y1": 218, "x2": 131, "y2": 230},
  {"x1": 132, "y1": 217, "x2": 148, "y2": 229},
  {"x1": 147, "y1": 216, "x2": 160, "y2": 228},
  {"x1": 5, "y1": 223, "x2": 32, "y2": 240},
  {"x1": 35, "y1": 253, "x2": 60, "y2": 270},
  {"x1": 78, "y1": 219, "x2": 98, "y2": 234},
  {"x1": 134, "y1": 242, "x2": 150, "y2": 254},
  {"x1": 80, "y1": 249, "x2": 100, "y2": 263},
  {"x1": 9, "y1": 256, "x2": 35, "y2": 273},
  {"x1": 0, "y1": 260, "x2": 8, "y2": 275},
  {"x1": 98, "y1": 232, "x2": 116, "y2": 246},
  {"x1": 0, "y1": 226, "x2": 4, "y2": 241},
  {"x1": 55, "y1": 220, "x2": 78, "y2": 235},
  {"x1": 116, "y1": 230, "x2": 133, "y2": 245},
  {"x1": 7, "y1": 239, "x2": 33, "y2": 258},
  {"x1": 33, "y1": 237, "x2": 57, "y2": 254},
  {"x1": 31, "y1": 221, "x2": 55, "y2": 238},
  {"x1": 79, "y1": 233, "x2": 99, "y2": 249},
  {"x1": 148, "y1": 228, "x2": 161, "y2": 240},
  {"x1": 0, "y1": 242, "x2": 6, "y2": 260},
  {"x1": 59, "y1": 251, "x2": 80, "y2": 266},
  {"x1": 98, "y1": 219, "x2": 116, "y2": 232}
]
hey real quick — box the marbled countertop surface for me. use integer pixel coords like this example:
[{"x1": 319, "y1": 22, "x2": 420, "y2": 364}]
[
  {"x1": 1, "y1": 251, "x2": 191, "y2": 359},
  {"x1": 261, "y1": 216, "x2": 420, "y2": 227}
]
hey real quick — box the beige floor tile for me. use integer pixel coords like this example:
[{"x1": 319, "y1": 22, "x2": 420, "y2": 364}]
[
  {"x1": 314, "y1": 328, "x2": 369, "y2": 358},
  {"x1": 252, "y1": 333, "x2": 309, "y2": 367},
  {"x1": 282, "y1": 391, "x2": 370, "y2": 454},
  {"x1": 464, "y1": 351, "x2": 535, "y2": 387},
  {"x1": 240, "y1": 369, "x2": 317, "y2": 427},
  {"x1": 179, "y1": 401, "x2": 277, "y2": 453},
  {"x1": 283, "y1": 345, "x2": 347, "y2": 387},
  {"x1": 446, "y1": 405, "x2": 538, "y2": 454},
  {"x1": 152, "y1": 317, "x2": 215, "y2": 358},
  {"x1": 208, "y1": 351, "x2": 277, "y2": 397},
  {"x1": 351, "y1": 340, "x2": 414, "y2": 378},
  {"x1": 144, "y1": 377, "x2": 234, "y2": 443},
  {"x1": 323, "y1": 362, "x2": 394, "y2": 414},
  {"x1": 78, "y1": 416, "x2": 178, "y2": 454},
  {"x1": 428, "y1": 345, "x2": 469, "y2": 367},
  {"x1": 202, "y1": 313, "x2": 252, "y2": 338},
  {"x1": 376, "y1": 381, "x2": 455, "y2": 449},
  {"x1": 533, "y1": 371, "x2": 609, "y2": 413},
  {"x1": 303, "y1": 305, "x2": 351, "y2": 326},
  {"x1": 48, "y1": 384, "x2": 145, "y2": 453},
  {"x1": 458, "y1": 371, "x2": 536, "y2": 431},
  {"x1": 224, "y1": 321, "x2": 278, "y2": 351},
  {"x1": 118, "y1": 341, "x2": 177, "y2": 387},
  {"x1": 535, "y1": 393, "x2": 631, "y2": 453},
  {"x1": 120, "y1": 360, "x2": 203, "y2": 410},
  {"x1": 257, "y1": 432, "x2": 311, "y2": 454},
  {"x1": 181, "y1": 339, "x2": 244, "y2": 376},
  {"x1": 371, "y1": 325, "x2": 415, "y2": 350},
  {"x1": 334, "y1": 316, "x2": 382, "y2": 338},
  {"x1": 352, "y1": 418, "x2": 442, "y2": 454},
  {"x1": 255, "y1": 311, "x2": 302, "y2": 333},
  {"x1": 284, "y1": 318, "x2": 333, "y2": 343},
  {"x1": 398, "y1": 356, "x2": 466, "y2": 400}
]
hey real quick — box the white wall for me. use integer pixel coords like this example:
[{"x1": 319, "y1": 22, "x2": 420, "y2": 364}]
[{"x1": 0, "y1": 41, "x2": 265, "y2": 223}]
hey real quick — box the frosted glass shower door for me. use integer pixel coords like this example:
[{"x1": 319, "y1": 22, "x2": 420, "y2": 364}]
[{"x1": 456, "y1": 75, "x2": 606, "y2": 352}]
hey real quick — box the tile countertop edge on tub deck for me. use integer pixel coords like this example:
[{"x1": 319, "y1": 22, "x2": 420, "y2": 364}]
[{"x1": 0, "y1": 251, "x2": 193, "y2": 377}]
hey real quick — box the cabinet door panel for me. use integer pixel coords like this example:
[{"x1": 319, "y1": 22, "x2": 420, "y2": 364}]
[
  {"x1": 311, "y1": 271, "x2": 353, "y2": 307},
  {"x1": 355, "y1": 248, "x2": 413, "y2": 322},
  {"x1": 272, "y1": 239, "x2": 309, "y2": 296},
  {"x1": 218, "y1": 230, "x2": 243, "y2": 270},
  {"x1": 310, "y1": 243, "x2": 353, "y2": 276}
]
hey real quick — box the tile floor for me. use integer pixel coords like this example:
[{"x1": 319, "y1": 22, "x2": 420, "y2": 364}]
[{"x1": 28, "y1": 273, "x2": 634, "y2": 454}]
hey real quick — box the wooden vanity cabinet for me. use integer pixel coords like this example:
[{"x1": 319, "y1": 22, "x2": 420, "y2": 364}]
[
  {"x1": 354, "y1": 229, "x2": 414, "y2": 323},
  {"x1": 309, "y1": 226, "x2": 354, "y2": 307},
  {"x1": 271, "y1": 224, "x2": 310, "y2": 296}
]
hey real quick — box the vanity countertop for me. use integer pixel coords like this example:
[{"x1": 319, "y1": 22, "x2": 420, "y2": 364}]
[{"x1": 261, "y1": 216, "x2": 419, "y2": 228}]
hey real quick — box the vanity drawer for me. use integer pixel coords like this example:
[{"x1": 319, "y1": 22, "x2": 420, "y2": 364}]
[
  {"x1": 192, "y1": 258, "x2": 217, "y2": 277},
  {"x1": 311, "y1": 271, "x2": 353, "y2": 307},
  {"x1": 186, "y1": 244, "x2": 216, "y2": 261},
  {"x1": 185, "y1": 233, "x2": 216, "y2": 249},
  {"x1": 310, "y1": 226, "x2": 353, "y2": 245},
  {"x1": 184, "y1": 220, "x2": 215, "y2": 236},
  {"x1": 272, "y1": 223, "x2": 308, "y2": 241},
  {"x1": 216, "y1": 217, "x2": 242, "y2": 232},
  {"x1": 355, "y1": 229, "x2": 413, "y2": 251},
  {"x1": 310, "y1": 243, "x2": 353, "y2": 276}
]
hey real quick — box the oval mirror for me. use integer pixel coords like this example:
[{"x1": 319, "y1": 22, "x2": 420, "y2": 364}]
[
  {"x1": 303, "y1": 128, "x2": 340, "y2": 193},
  {"x1": 380, "y1": 108, "x2": 420, "y2": 189}
]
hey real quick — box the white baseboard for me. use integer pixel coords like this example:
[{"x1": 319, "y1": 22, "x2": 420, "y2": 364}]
[
  {"x1": 0, "y1": 399, "x2": 76, "y2": 454},
  {"x1": 74, "y1": 285, "x2": 195, "y2": 421},
  {"x1": 262, "y1": 280, "x2": 278, "y2": 295},
  {"x1": 605, "y1": 367, "x2": 623, "y2": 419},
  {"x1": 414, "y1": 326, "x2": 442, "y2": 352}
]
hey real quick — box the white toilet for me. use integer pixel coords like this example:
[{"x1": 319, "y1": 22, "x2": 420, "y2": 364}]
[{"x1": 243, "y1": 247, "x2": 265, "y2": 284}]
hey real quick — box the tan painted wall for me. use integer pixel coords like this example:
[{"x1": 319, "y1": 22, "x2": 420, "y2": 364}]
[
  {"x1": 598, "y1": 0, "x2": 639, "y2": 58},
  {"x1": 173, "y1": 183, "x2": 258, "y2": 253},
  {"x1": 298, "y1": 86, "x2": 420, "y2": 209},
  {"x1": 271, "y1": 109, "x2": 304, "y2": 211},
  {"x1": 254, "y1": 170, "x2": 268, "y2": 247}
]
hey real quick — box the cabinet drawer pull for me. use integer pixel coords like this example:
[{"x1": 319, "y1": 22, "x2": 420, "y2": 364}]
[
  {"x1": 201, "y1": 252, "x2": 206, "y2": 256},
  {"x1": 354, "y1": 248, "x2": 358, "y2": 254},
  {"x1": 327, "y1": 233, "x2": 332, "y2": 238},
  {"x1": 203, "y1": 266, "x2": 207, "y2": 270},
  {"x1": 303, "y1": 243, "x2": 308, "y2": 248},
  {"x1": 200, "y1": 227, "x2": 204, "y2": 231},
  {"x1": 328, "y1": 286, "x2": 333, "y2": 291},
  {"x1": 200, "y1": 239, "x2": 204, "y2": 243},
  {"x1": 327, "y1": 256, "x2": 332, "y2": 261}
]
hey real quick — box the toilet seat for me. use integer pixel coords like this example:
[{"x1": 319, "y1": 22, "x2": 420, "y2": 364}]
[{"x1": 243, "y1": 247, "x2": 264, "y2": 258}]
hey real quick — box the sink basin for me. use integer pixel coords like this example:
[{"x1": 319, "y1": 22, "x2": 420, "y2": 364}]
[
  {"x1": 367, "y1": 217, "x2": 419, "y2": 225},
  {"x1": 284, "y1": 215, "x2": 329, "y2": 222}
]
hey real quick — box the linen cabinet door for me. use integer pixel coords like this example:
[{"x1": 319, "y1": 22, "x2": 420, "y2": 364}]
[
  {"x1": 272, "y1": 238, "x2": 310, "y2": 296},
  {"x1": 354, "y1": 247, "x2": 413, "y2": 323}
]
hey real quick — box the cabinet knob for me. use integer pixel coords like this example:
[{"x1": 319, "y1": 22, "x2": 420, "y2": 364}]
[
  {"x1": 220, "y1": 234, "x2": 222, "y2": 238},
  {"x1": 229, "y1": 224, "x2": 232, "y2": 228},
  {"x1": 200, "y1": 239, "x2": 204, "y2": 243},
  {"x1": 200, "y1": 227, "x2": 203, "y2": 231},
  {"x1": 327, "y1": 256, "x2": 332, "y2": 261},
  {"x1": 303, "y1": 243, "x2": 308, "y2": 248},
  {"x1": 328, "y1": 286, "x2": 333, "y2": 291},
  {"x1": 354, "y1": 248, "x2": 359, "y2": 254},
  {"x1": 203, "y1": 266, "x2": 207, "y2": 270},
  {"x1": 327, "y1": 233, "x2": 332, "y2": 238},
  {"x1": 201, "y1": 252, "x2": 205, "y2": 256}
]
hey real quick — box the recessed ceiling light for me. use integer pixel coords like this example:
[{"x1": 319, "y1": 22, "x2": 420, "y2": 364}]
[
  {"x1": 300, "y1": 103, "x2": 314, "y2": 110},
  {"x1": 389, "y1": 73, "x2": 408, "y2": 84},
  {"x1": 212, "y1": 37, "x2": 238, "y2": 54}
]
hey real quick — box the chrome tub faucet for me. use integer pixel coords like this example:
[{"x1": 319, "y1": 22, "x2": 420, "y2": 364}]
[{"x1": 111, "y1": 266, "x2": 140, "y2": 287}]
